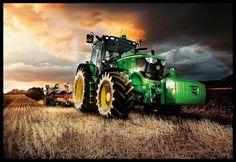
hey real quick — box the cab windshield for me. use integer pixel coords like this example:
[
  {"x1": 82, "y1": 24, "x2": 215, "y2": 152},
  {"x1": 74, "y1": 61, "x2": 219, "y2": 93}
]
[{"x1": 104, "y1": 38, "x2": 136, "y2": 59}]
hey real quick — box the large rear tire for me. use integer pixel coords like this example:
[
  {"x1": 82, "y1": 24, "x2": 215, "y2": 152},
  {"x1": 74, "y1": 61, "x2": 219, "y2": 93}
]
[
  {"x1": 73, "y1": 67, "x2": 97, "y2": 112},
  {"x1": 96, "y1": 71, "x2": 134, "y2": 119}
]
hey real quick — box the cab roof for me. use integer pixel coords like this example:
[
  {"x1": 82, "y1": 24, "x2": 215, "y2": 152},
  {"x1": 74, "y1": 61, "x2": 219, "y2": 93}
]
[{"x1": 93, "y1": 35, "x2": 139, "y2": 47}]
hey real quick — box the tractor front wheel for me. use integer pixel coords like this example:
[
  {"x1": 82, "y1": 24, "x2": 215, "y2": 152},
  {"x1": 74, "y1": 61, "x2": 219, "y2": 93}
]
[{"x1": 73, "y1": 67, "x2": 97, "y2": 112}]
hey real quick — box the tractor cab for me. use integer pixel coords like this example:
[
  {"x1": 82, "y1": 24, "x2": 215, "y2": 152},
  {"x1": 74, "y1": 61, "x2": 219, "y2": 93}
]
[
  {"x1": 87, "y1": 33, "x2": 139, "y2": 72},
  {"x1": 87, "y1": 33, "x2": 166, "y2": 81}
]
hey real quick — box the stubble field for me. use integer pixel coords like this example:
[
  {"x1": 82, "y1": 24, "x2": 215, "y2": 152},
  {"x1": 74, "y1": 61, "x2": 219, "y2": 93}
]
[{"x1": 3, "y1": 89, "x2": 233, "y2": 159}]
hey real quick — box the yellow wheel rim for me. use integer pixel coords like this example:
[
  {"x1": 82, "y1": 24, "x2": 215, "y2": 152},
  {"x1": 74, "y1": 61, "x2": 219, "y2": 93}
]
[
  {"x1": 96, "y1": 73, "x2": 114, "y2": 116},
  {"x1": 76, "y1": 75, "x2": 84, "y2": 104},
  {"x1": 100, "y1": 82, "x2": 112, "y2": 110}
]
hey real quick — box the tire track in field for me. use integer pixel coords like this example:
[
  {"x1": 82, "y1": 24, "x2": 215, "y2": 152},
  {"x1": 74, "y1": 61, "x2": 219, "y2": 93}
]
[
  {"x1": 4, "y1": 95, "x2": 40, "y2": 109},
  {"x1": 4, "y1": 94, "x2": 44, "y2": 158}
]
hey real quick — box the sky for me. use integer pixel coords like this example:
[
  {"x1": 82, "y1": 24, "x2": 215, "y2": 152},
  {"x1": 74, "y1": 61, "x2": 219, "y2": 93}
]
[{"x1": 3, "y1": 3, "x2": 233, "y2": 93}]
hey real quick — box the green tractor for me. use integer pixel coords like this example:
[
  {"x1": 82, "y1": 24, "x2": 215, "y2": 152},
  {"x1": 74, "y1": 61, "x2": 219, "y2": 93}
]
[{"x1": 73, "y1": 33, "x2": 206, "y2": 118}]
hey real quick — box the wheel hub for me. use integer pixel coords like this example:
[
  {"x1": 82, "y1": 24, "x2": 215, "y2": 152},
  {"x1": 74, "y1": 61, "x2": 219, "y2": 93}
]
[
  {"x1": 100, "y1": 82, "x2": 112, "y2": 110},
  {"x1": 106, "y1": 92, "x2": 111, "y2": 102}
]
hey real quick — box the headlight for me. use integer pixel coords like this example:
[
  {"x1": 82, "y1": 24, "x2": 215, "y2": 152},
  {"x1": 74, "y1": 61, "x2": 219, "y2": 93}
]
[
  {"x1": 145, "y1": 57, "x2": 157, "y2": 64},
  {"x1": 161, "y1": 60, "x2": 165, "y2": 66},
  {"x1": 166, "y1": 80, "x2": 175, "y2": 90}
]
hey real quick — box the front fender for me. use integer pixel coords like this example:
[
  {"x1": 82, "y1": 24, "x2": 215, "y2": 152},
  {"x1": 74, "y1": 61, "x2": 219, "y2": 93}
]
[{"x1": 76, "y1": 62, "x2": 99, "y2": 77}]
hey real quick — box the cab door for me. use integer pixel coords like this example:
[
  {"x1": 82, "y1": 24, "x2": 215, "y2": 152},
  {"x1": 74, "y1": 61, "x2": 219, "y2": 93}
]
[{"x1": 91, "y1": 41, "x2": 102, "y2": 72}]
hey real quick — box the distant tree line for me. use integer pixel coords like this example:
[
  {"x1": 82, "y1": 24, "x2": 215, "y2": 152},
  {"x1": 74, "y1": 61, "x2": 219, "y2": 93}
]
[{"x1": 5, "y1": 89, "x2": 26, "y2": 94}]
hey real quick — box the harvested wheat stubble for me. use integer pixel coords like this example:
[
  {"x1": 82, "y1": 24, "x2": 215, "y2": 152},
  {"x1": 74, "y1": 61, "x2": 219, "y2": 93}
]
[{"x1": 3, "y1": 94, "x2": 232, "y2": 159}]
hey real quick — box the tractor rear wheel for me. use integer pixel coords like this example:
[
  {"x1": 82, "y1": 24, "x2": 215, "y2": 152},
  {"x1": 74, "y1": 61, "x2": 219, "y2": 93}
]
[
  {"x1": 73, "y1": 67, "x2": 97, "y2": 112},
  {"x1": 96, "y1": 71, "x2": 134, "y2": 119}
]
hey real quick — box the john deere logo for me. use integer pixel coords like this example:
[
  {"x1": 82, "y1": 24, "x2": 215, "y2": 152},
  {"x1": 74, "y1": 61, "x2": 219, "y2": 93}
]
[{"x1": 191, "y1": 86, "x2": 199, "y2": 95}]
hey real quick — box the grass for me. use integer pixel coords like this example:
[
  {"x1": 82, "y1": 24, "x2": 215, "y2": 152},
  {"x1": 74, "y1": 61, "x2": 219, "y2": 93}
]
[{"x1": 3, "y1": 94, "x2": 232, "y2": 159}]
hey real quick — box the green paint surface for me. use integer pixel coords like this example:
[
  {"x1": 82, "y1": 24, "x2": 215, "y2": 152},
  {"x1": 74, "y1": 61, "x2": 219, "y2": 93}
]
[
  {"x1": 117, "y1": 53, "x2": 206, "y2": 105},
  {"x1": 164, "y1": 77, "x2": 206, "y2": 105}
]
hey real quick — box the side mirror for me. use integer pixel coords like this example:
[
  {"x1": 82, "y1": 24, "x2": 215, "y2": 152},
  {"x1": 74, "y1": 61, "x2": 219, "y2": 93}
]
[
  {"x1": 169, "y1": 68, "x2": 176, "y2": 77},
  {"x1": 86, "y1": 34, "x2": 94, "y2": 43}
]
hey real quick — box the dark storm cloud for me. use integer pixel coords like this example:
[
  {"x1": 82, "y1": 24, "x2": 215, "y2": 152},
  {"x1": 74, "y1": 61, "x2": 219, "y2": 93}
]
[
  {"x1": 64, "y1": 3, "x2": 233, "y2": 81},
  {"x1": 160, "y1": 44, "x2": 232, "y2": 81},
  {"x1": 142, "y1": 4, "x2": 233, "y2": 53},
  {"x1": 65, "y1": 3, "x2": 232, "y2": 53},
  {"x1": 96, "y1": 3, "x2": 233, "y2": 81},
  {"x1": 4, "y1": 3, "x2": 232, "y2": 83}
]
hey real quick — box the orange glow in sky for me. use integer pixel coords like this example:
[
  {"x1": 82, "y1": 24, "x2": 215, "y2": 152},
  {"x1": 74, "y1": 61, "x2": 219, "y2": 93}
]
[{"x1": 3, "y1": 3, "x2": 145, "y2": 93}]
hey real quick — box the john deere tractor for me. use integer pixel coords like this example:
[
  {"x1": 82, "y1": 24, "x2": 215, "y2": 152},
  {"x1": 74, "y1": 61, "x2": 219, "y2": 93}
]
[{"x1": 73, "y1": 33, "x2": 206, "y2": 118}]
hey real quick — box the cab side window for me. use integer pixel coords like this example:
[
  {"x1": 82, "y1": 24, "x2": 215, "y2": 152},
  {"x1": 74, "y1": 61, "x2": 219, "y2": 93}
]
[{"x1": 91, "y1": 42, "x2": 102, "y2": 67}]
